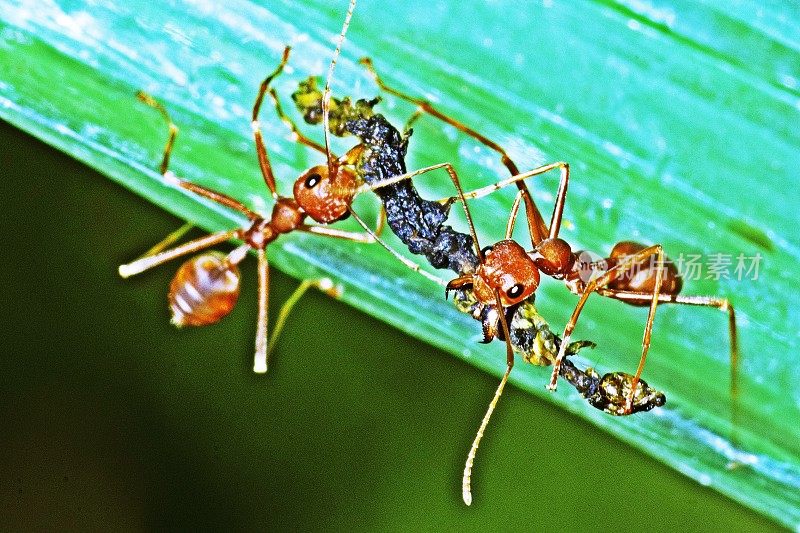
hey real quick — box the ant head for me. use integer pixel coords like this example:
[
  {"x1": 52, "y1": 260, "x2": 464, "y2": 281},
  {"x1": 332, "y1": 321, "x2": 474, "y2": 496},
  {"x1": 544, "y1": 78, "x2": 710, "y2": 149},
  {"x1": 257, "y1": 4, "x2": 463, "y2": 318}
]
[
  {"x1": 474, "y1": 240, "x2": 540, "y2": 306},
  {"x1": 293, "y1": 162, "x2": 358, "y2": 224},
  {"x1": 530, "y1": 238, "x2": 575, "y2": 277}
]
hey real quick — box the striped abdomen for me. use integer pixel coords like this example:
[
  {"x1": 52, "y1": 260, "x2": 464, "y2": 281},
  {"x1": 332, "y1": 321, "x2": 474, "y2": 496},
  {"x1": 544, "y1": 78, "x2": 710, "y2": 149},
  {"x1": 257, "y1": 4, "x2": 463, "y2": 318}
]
[{"x1": 168, "y1": 252, "x2": 241, "y2": 327}]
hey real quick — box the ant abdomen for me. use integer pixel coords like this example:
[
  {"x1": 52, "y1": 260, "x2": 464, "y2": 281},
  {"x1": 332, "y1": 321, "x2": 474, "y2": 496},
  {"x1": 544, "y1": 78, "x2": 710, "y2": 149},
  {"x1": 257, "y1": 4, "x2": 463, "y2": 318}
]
[
  {"x1": 168, "y1": 252, "x2": 241, "y2": 327},
  {"x1": 606, "y1": 241, "x2": 683, "y2": 299}
]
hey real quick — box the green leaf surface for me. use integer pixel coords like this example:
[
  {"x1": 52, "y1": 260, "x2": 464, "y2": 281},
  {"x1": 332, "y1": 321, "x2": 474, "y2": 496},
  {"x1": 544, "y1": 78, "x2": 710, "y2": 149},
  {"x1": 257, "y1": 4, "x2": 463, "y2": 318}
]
[{"x1": 1, "y1": 0, "x2": 798, "y2": 527}]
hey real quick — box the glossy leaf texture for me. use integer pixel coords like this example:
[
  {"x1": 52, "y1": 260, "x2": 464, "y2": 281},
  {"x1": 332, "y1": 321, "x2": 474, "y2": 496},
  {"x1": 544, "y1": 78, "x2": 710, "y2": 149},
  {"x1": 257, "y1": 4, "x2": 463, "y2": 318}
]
[{"x1": 1, "y1": 0, "x2": 798, "y2": 527}]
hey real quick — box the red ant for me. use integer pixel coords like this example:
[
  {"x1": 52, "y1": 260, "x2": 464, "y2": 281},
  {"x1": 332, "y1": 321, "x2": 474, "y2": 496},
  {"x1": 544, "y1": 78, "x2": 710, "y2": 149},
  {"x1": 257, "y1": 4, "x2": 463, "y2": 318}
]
[
  {"x1": 357, "y1": 60, "x2": 739, "y2": 505},
  {"x1": 447, "y1": 166, "x2": 738, "y2": 503},
  {"x1": 118, "y1": 0, "x2": 416, "y2": 373}
]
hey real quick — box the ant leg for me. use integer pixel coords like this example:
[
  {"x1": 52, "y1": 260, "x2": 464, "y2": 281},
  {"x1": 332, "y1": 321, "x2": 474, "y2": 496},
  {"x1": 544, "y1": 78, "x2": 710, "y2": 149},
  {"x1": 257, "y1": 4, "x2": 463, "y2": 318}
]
[
  {"x1": 137, "y1": 92, "x2": 206, "y2": 250},
  {"x1": 344, "y1": 203, "x2": 387, "y2": 238},
  {"x1": 299, "y1": 224, "x2": 375, "y2": 243},
  {"x1": 302, "y1": 215, "x2": 447, "y2": 283},
  {"x1": 297, "y1": 197, "x2": 386, "y2": 242},
  {"x1": 253, "y1": 46, "x2": 291, "y2": 199},
  {"x1": 136, "y1": 91, "x2": 178, "y2": 176},
  {"x1": 356, "y1": 161, "x2": 537, "y2": 267},
  {"x1": 164, "y1": 174, "x2": 261, "y2": 221},
  {"x1": 253, "y1": 248, "x2": 270, "y2": 373},
  {"x1": 358, "y1": 161, "x2": 484, "y2": 257},
  {"x1": 267, "y1": 278, "x2": 343, "y2": 363},
  {"x1": 462, "y1": 289, "x2": 515, "y2": 506},
  {"x1": 373, "y1": 204, "x2": 387, "y2": 238},
  {"x1": 131, "y1": 93, "x2": 257, "y2": 276},
  {"x1": 548, "y1": 245, "x2": 666, "y2": 413},
  {"x1": 267, "y1": 87, "x2": 328, "y2": 155},
  {"x1": 360, "y1": 57, "x2": 548, "y2": 245},
  {"x1": 441, "y1": 162, "x2": 484, "y2": 258},
  {"x1": 597, "y1": 289, "x2": 740, "y2": 443},
  {"x1": 504, "y1": 160, "x2": 570, "y2": 241},
  {"x1": 438, "y1": 161, "x2": 571, "y2": 241},
  {"x1": 355, "y1": 162, "x2": 455, "y2": 194},
  {"x1": 347, "y1": 208, "x2": 447, "y2": 286},
  {"x1": 360, "y1": 58, "x2": 514, "y2": 173},
  {"x1": 504, "y1": 191, "x2": 524, "y2": 240},
  {"x1": 131, "y1": 222, "x2": 194, "y2": 261},
  {"x1": 595, "y1": 291, "x2": 738, "y2": 377},
  {"x1": 355, "y1": 159, "x2": 511, "y2": 261},
  {"x1": 137, "y1": 91, "x2": 242, "y2": 250},
  {"x1": 118, "y1": 229, "x2": 239, "y2": 278}
]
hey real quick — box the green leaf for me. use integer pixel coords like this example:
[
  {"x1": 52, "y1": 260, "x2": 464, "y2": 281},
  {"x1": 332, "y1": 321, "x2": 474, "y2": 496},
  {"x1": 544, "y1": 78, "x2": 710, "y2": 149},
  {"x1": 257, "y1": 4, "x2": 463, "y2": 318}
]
[{"x1": 1, "y1": 0, "x2": 798, "y2": 527}]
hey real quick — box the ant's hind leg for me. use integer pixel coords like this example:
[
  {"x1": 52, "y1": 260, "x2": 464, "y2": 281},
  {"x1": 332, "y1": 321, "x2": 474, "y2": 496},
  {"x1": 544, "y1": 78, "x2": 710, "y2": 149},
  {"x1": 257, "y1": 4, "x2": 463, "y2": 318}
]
[
  {"x1": 137, "y1": 91, "x2": 262, "y2": 222},
  {"x1": 119, "y1": 229, "x2": 239, "y2": 279},
  {"x1": 136, "y1": 92, "x2": 200, "y2": 252},
  {"x1": 266, "y1": 278, "x2": 343, "y2": 364},
  {"x1": 597, "y1": 289, "x2": 740, "y2": 448}
]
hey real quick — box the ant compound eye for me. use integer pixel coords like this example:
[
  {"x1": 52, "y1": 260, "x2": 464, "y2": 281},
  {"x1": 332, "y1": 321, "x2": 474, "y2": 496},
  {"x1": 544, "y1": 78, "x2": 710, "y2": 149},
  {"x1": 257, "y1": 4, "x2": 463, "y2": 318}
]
[
  {"x1": 304, "y1": 173, "x2": 322, "y2": 189},
  {"x1": 506, "y1": 283, "x2": 524, "y2": 300},
  {"x1": 480, "y1": 245, "x2": 494, "y2": 257}
]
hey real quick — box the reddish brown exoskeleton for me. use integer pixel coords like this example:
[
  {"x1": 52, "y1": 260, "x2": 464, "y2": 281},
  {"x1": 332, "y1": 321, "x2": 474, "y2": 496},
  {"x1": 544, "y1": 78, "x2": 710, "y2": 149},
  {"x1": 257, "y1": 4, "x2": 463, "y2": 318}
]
[
  {"x1": 118, "y1": 0, "x2": 404, "y2": 373},
  {"x1": 358, "y1": 60, "x2": 738, "y2": 505},
  {"x1": 442, "y1": 161, "x2": 737, "y2": 399}
]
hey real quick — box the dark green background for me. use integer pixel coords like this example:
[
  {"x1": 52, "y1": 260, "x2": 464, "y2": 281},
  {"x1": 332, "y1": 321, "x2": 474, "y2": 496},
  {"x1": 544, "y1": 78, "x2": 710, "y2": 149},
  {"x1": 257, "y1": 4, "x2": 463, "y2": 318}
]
[{"x1": 0, "y1": 121, "x2": 780, "y2": 530}]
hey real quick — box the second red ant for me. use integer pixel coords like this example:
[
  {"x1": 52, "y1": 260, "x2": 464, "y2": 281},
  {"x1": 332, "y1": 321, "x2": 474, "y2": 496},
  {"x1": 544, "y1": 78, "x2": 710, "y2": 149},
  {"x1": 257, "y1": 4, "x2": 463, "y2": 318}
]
[{"x1": 351, "y1": 58, "x2": 740, "y2": 505}]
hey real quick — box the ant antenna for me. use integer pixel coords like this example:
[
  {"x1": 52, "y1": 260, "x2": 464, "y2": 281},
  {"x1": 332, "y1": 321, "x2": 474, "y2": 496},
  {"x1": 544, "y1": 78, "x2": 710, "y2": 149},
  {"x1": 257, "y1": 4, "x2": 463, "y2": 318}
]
[{"x1": 323, "y1": 0, "x2": 357, "y2": 177}]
